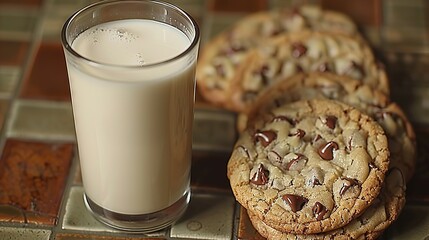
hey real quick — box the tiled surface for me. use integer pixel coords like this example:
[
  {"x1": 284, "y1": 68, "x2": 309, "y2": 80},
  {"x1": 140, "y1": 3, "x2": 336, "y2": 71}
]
[
  {"x1": 0, "y1": 0, "x2": 428, "y2": 239},
  {"x1": 7, "y1": 100, "x2": 74, "y2": 141},
  {"x1": 0, "y1": 139, "x2": 73, "y2": 226},
  {"x1": 20, "y1": 43, "x2": 70, "y2": 101},
  {"x1": 170, "y1": 192, "x2": 235, "y2": 240},
  {"x1": 0, "y1": 227, "x2": 50, "y2": 240}
]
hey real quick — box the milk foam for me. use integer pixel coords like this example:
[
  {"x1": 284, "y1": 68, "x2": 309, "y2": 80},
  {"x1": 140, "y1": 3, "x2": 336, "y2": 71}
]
[{"x1": 73, "y1": 19, "x2": 191, "y2": 66}]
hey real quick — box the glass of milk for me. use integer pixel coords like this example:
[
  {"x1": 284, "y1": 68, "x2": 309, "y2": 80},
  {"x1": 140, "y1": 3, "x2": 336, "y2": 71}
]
[{"x1": 61, "y1": 0, "x2": 199, "y2": 232}]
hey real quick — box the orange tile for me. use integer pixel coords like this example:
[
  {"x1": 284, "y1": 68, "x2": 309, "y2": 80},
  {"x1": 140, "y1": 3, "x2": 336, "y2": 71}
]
[
  {"x1": 0, "y1": 139, "x2": 74, "y2": 225},
  {"x1": 0, "y1": 40, "x2": 29, "y2": 66},
  {"x1": 20, "y1": 42, "x2": 71, "y2": 101},
  {"x1": 321, "y1": 0, "x2": 382, "y2": 27},
  {"x1": 237, "y1": 206, "x2": 266, "y2": 240},
  {"x1": 56, "y1": 233, "x2": 164, "y2": 240},
  {"x1": 208, "y1": 0, "x2": 268, "y2": 12}
]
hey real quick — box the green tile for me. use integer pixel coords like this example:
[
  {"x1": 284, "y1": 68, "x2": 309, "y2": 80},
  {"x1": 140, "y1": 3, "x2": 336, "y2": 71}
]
[
  {"x1": 0, "y1": 67, "x2": 21, "y2": 98},
  {"x1": 43, "y1": 0, "x2": 205, "y2": 42},
  {"x1": 0, "y1": 10, "x2": 37, "y2": 40},
  {"x1": 42, "y1": 7, "x2": 82, "y2": 41},
  {"x1": 163, "y1": 0, "x2": 206, "y2": 17},
  {"x1": 0, "y1": 99, "x2": 9, "y2": 132},
  {"x1": 268, "y1": 0, "x2": 295, "y2": 9},
  {"x1": 50, "y1": 0, "x2": 94, "y2": 7},
  {"x1": 0, "y1": 227, "x2": 51, "y2": 240},
  {"x1": 170, "y1": 191, "x2": 235, "y2": 240},
  {"x1": 201, "y1": 13, "x2": 245, "y2": 47},
  {"x1": 7, "y1": 100, "x2": 75, "y2": 141}
]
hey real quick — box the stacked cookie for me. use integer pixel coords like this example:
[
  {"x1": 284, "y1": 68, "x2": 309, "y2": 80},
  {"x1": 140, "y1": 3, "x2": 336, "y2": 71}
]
[{"x1": 196, "y1": 5, "x2": 416, "y2": 239}]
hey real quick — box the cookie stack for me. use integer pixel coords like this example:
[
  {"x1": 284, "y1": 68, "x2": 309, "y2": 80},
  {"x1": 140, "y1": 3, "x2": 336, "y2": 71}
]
[{"x1": 196, "y1": 5, "x2": 416, "y2": 240}]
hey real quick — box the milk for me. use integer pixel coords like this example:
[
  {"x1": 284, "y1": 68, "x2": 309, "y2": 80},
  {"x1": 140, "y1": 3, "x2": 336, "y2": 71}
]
[{"x1": 66, "y1": 19, "x2": 196, "y2": 215}]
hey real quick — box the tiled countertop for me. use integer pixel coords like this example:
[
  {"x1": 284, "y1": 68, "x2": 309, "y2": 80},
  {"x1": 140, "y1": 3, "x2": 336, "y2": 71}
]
[{"x1": 1, "y1": 0, "x2": 429, "y2": 239}]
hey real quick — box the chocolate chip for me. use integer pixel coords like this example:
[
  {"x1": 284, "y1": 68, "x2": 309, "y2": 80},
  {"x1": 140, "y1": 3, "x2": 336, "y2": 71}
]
[
  {"x1": 250, "y1": 164, "x2": 269, "y2": 185},
  {"x1": 289, "y1": 129, "x2": 306, "y2": 138},
  {"x1": 285, "y1": 154, "x2": 308, "y2": 171},
  {"x1": 290, "y1": 8, "x2": 301, "y2": 17},
  {"x1": 215, "y1": 64, "x2": 226, "y2": 78},
  {"x1": 282, "y1": 194, "x2": 308, "y2": 212},
  {"x1": 223, "y1": 44, "x2": 246, "y2": 56},
  {"x1": 312, "y1": 202, "x2": 328, "y2": 220},
  {"x1": 369, "y1": 162, "x2": 376, "y2": 169},
  {"x1": 254, "y1": 130, "x2": 277, "y2": 147},
  {"x1": 312, "y1": 178, "x2": 322, "y2": 186},
  {"x1": 325, "y1": 116, "x2": 337, "y2": 129},
  {"x1": 259, "y1": 65, "x2": 270, "y2": 85},
  {"x1": 270, "y1": 29, "x2": 282, "y2": 37},
  {"x1": 339, "y1": 177, "x2": 359, "y2": 195},
  {"x1": 318, "y1": 141, "x2": 339, "y2": 160},
  {"x1": 291, "y1": 42, "x2": 307, "y2": 58}
]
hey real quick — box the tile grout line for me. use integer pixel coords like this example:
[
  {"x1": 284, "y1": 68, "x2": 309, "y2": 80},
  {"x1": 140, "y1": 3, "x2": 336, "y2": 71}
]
[
  {"x1": 0, "y1": 0, "x2": 58, "y2": 236},
  {"x1": 50, "y1": 150, "x2": 79, "y2": 240},
  {"x1": 0, "y1": 0, "x2": 48, "y2": 152}
]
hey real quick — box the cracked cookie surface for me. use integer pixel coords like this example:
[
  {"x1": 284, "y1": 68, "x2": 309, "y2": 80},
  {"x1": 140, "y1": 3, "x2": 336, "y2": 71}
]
[
  {"x1": 228, "y1": 32, "x2": 388, "y2": 112},
  {"x1": 243, "y1": 72, "x2": 415, "y2": 181},
  {"x1": 227, "y1": 99, "x2": 390, "y2": 234},
  {"x1": 196, "y1": 5, "x2": 364, "y2": 111},
  {"x1": 248, "y1": 167, "x2": 406, "y2": 240}
]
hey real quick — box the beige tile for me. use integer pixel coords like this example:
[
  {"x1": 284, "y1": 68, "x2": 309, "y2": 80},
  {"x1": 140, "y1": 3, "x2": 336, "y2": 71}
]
[
  {"x1": 61, "y1": 186, "x2": 118, "y2": 233},
  {"x1": 0, "y1": 99, "x2": 9, "y2": 131},
  {"x1": 0, "y1": 227, "x2": 51, "y2": 240},
  {"x1": 6, "y1": 100, "x2": 75, "y2": 141},
  {"x1": 201, "y1": 13, "x2": 246, "y2": 47},
  {"x1": 170, "y1": 191, "x2": 235, "y2": 240},
  {"x1": 61, "y1": 186, "x2": 166, "y2": 237},
  {"x1": 0, "y1": 10, "x2": 37, "y2": 40},
  {"x1": 0, "y1": 66, "x2": 21, "y2": 98},
  {"x1": 42, "y1": 8, "x2": 79, "y2": 42}
]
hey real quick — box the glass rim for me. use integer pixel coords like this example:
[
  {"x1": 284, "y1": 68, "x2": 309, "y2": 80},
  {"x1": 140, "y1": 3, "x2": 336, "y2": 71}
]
[{"x1": 61, "y1": 0, "x2": 200, "y2": 69}]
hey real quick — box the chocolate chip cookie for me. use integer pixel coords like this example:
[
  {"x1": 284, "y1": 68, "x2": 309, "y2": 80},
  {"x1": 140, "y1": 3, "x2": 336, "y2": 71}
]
[
  {"x1": 247, "y1": 167, "x2": 406, "y2": 240},
  {"x1": 227, "y1": 99, "x2": 390, "y2": 234},
  {"x1": 242, "y1": 73, "x2": 415, "y2": 182},
  {"x1": 240, "y1": 72, "x2": 389, "y2": 130},
  {"x1": 196, "y1": 5, "x2": 364, "y2": 111},
  {"x1": 228, "y1": 31, "x2": 388, "y2": 112},
  {"x1": 373, "y1": 103, "x2": 416, "y2": 182}
]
